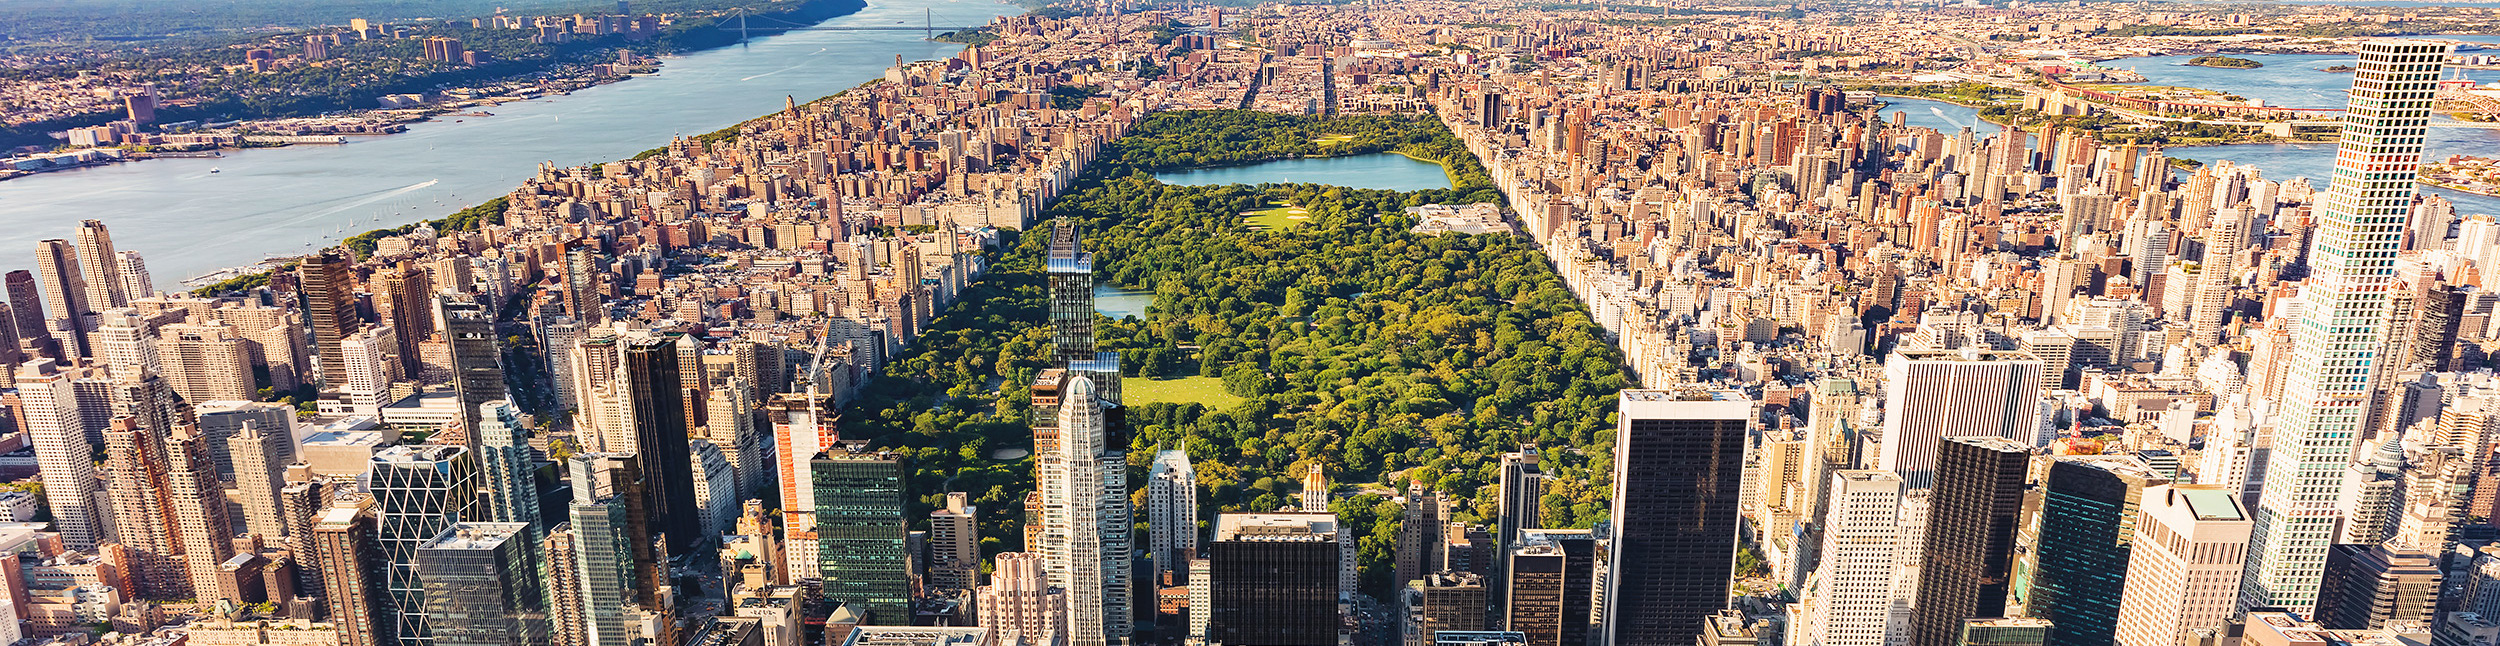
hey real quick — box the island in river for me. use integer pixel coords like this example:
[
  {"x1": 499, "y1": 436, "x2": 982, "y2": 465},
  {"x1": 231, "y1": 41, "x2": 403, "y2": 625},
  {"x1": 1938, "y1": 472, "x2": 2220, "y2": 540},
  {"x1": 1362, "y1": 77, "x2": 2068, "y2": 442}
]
[{"x1": 2188, "y1": 55, "x2": 2265, "y2": 68}]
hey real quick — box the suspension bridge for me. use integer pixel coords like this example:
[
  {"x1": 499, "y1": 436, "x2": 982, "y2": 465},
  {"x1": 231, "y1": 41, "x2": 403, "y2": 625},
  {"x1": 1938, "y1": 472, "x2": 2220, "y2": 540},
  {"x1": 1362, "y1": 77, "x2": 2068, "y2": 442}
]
[{"x1": 723, "y1": 7, "x2": 980, "y2": 42}]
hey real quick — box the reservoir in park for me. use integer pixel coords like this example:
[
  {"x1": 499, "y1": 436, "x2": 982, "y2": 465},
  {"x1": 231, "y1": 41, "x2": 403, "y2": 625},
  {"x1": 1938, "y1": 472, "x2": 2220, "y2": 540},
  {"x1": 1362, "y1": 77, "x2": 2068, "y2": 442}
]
[{"x1": 1151, "y1": 153, "x2": 1456, "y2": 192}]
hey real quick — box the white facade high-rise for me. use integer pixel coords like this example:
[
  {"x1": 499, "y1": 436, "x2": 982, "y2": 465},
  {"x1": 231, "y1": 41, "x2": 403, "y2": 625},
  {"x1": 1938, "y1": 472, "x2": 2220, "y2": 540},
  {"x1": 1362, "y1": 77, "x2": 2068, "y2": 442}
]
[{"x1": 2244, "y1": 40, "x2": 2451, "y2": 612}]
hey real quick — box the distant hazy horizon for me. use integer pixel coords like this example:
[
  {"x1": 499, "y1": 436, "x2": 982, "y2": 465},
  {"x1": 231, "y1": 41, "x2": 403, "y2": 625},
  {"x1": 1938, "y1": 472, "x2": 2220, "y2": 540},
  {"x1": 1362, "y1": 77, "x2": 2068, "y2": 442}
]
[{"x1": 0, "y1": 0, "x2": 710, "y2": 49}]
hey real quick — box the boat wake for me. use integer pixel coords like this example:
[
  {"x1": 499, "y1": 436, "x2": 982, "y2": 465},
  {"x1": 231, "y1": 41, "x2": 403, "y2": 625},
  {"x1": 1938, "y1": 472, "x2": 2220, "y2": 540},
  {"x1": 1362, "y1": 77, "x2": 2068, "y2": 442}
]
[
  {"x1": 297, "y1": 179, "x2": 440, "y2": 224},
  {"x1": 1932, "y1": 107, "x2": 1971, "y2": 129}
]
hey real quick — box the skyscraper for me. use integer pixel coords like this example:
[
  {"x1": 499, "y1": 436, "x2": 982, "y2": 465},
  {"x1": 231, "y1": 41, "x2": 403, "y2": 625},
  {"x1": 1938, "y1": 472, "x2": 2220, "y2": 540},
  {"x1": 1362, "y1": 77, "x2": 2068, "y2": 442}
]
[
  {"x1": 1491, "y1": 444, "x2": 1544, "y2": 616},
  {"x1": 475, "y1": 401, "x2": 543, "y2": 537},
  {"x1": 373, "y1": 445, "x2": 482, "y2": 646},
  {"x1": 375, "y1": 263, "x2": 435, "y2": 381},
  {"x1": 280, "y1": 468, "x2": 331, "y2": 604},
  {"x1": 569, "y1": 452, "x2": 666, "y2": 617},
  {"x1": 2244, "y1": 40, "x2": 2452, "y2": 612},
  {"x1": 1907, "y1": 436, "x2": 2031, "y2": 646},
  {"x1": 115, "y1": 250, "x2": 151, "y2": 302},
  {"x1": 1406, "y1": 572, "x2": 1487, "y2": 646},
  {"x1": 562, "y1": 246, "x2": 604, "y2": 325},
  {"x1": 2192, "y1": 206, "x2": 2251, "y2": 346},
  {"x1": 229, "y1": 421, "x2": 294, "y2": 542},
  {"x1": 813, "y1": 448, "x2": 910, "y2": 623},
  {"x1": 566, "y1": 455, "x2": 641, "y2": 646},
  {"x1": 1803, "y1": 471, "x2": 1905, "y2": 646},
  {"x1": 92, "y1": 308, "x2": 158, "y2": 377},
  {"x1": 169, "y1": 422, "x2": 239, "y2": 603},
  {"x1": 301, "y1": 249, "x2": 362, "y2": 393},
  {"x1": 315, "y1": 496, "x2": 392, "y2": 646},
  {"x1": 978, "y1": 552, "x2": 1066, "y2": 646},
  {"x1": 439, "y1": 294, "x2": 506, "y2": 445},
  {"x1": 2021, "y1": 456, "x2": 2166, "y2": 646},
  {"x1": 18, "y1": 361, "x2": 102, "y2": 550},
  {"x1": 1398, "y1": 484, "x2": 1446, "y2": 590},
  {"x1": 1602, "y1": 389, "x2": 1749, "y2": 646},
  {"x1": 2111, "y1": 485, "x2": 2251, "y2": 646},
  {"x1": 1038, "y1": 375, "x2": 1131, "y2": 646},
  {"x1": 692, "y1": 440, "x2": 737, "y2": 538},
  {"x1": 1876, "y1": 348, "x2": 2044, "y2": 489},
  {"x1": 6, "y1": 269, "x2": 57, "y2": 360},
  {"x1": 1208, "y1": 513, "x2": 1342, "y2": 646},
  {"x1": 1497, "y1": 445, "x2": 1545, "y2": 554},
  {"x1": 2316, "y1": 542, "x2": 2440, "y2": 630},
  {"x1": 416, "y1": 523, "x2": 548, "y2": 646},
  {"x1": 32, "y1": 239, "x2": 90, "y2": 357},
  {"x1": 1046, "y1": 220, "x2": 1096, "y2": 364},
  {"x1": 624, "y1": 336, "x2": 700, "y2": 555},
  {"x1": 1506, "y1": 529, "x2": 1596, "y2": 646},
  {"x1": 1147, "y1": 449, "x2": 1198, "y2": 579},
  {"x1": 72, "y1": 220, "x2": 126, "y2": 312},
  {"x1": 101, "y1": 415, "x2": 181, "y2": 600},
  {"x1": 540, "y1": 527, "x2": 584, "y2": 646}
]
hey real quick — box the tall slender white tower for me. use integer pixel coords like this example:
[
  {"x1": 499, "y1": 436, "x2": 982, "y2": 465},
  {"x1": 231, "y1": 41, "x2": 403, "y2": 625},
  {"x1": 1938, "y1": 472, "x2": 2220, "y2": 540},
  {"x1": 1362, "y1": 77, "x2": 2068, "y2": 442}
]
[
  {"x1": 2243, "y1": 39, "x2": 2452, "y2": 611},
  {"x1": 1041, "y1": 376, "x2": 1129, "y2": 646}
]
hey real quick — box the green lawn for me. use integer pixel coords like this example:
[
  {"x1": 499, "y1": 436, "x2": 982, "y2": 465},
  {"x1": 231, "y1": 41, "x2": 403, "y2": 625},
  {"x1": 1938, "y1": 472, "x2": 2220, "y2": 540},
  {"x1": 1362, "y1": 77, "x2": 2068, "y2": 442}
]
[
  {"x1": 1313, "y1": 133, "x2": 1356, "y2": 146},
  {"x1": 1123, "y1": 375, "x2": 1245, "y2": 410},
  {"x1": 1244, "y1": 203, "x2": 1311, "y2": 229}
]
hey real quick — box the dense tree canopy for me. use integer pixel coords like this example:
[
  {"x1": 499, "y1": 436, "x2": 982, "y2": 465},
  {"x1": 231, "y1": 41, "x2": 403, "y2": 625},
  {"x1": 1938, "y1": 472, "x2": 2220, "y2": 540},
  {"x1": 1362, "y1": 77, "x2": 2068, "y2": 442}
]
[{"x1": 837, "y1": 111, "x2": 1628, "y2": 599}]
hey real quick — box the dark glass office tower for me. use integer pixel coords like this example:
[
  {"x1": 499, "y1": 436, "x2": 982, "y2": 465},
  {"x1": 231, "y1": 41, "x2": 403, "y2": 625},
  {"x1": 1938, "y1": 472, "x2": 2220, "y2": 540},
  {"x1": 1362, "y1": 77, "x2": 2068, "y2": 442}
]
[
  {"x1": 417, "y1": 522, "x2": 547, "y2": 646},
  {"x1": 437, "y1": 295, "x2": 506, "y2": 446},
  {"x1": 1045, "y1": 219, "x2": 1096, "y2": 365},
  {"x1": 1505, "y1": 529, "x2": 1595, "y2": 646},
  {"x1": 1602, "y1": 390, "x2": 1749, "y2": 646},
  {"x1": 2021, "y1": 456, "x2": 2164, "y2": 646},
  {"x1": 1909, "y1": 436, "x2": 2032, "y2": 646},
  {"x1": 624, "y1": 336, "x2": 699, "y2": 554},
  {"x1": 814, "y1": 449, "x2": 910, "y2": 623},
  {"x1": 1209, "y1": 513, "x2": 1342, "y2": 646}
]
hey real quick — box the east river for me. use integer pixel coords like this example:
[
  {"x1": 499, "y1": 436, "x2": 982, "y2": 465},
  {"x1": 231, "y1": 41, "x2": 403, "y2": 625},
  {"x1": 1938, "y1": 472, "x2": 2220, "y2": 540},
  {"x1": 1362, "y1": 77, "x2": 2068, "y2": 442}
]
[
  {"x1": 1887, "y1": 38, "x2": 2500, "y2": 216},
  {"x1": 0, "y1": 0, "x2": 1017, "y2": 289}
]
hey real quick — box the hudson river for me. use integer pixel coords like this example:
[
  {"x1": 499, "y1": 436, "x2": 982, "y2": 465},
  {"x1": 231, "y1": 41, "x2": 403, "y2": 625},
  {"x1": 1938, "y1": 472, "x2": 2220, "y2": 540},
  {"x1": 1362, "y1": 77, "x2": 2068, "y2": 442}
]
[{"x1": 0, "y1": 0, "x2": 1016, "y2": 288}]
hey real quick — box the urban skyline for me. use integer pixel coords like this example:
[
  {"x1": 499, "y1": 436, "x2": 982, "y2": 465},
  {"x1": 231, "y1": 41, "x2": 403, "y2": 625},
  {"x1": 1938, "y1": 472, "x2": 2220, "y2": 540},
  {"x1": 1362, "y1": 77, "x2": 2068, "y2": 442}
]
[{"x1": 0, "y1": 1, "x2": 2497, "y2": 646}]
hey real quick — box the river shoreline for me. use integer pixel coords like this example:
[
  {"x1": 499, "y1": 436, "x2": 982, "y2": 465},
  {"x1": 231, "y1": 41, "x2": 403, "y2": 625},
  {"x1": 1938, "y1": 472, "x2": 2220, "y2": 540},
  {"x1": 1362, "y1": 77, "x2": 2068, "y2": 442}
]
[
  {"x1": 2, "y1": 0, "x2": 871, "y2": 176},
  {"x1": 1872, "y1": 94, "x2": 2333, "y2": 146},
  {"x1": 0, "y1": 0, "x2": 1016, "y2": 290}
]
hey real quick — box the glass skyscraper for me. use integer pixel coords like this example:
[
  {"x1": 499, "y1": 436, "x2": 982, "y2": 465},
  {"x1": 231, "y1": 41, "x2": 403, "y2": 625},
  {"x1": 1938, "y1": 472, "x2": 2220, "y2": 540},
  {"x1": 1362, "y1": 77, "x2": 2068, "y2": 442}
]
[
  {"x1": 372, "y1": 445, "x2": 481, "y2": 646},
  {"x1": 2020, "y1": 456, "x2": 2166, "y2": 646},
  {"x1": 813, "y1": 449, "x2": 911, "y2": 623},
  {"x1": 1602, "y1": 389, "x2": 1749, "y2": 646},
  {"x1": 417, "y1": 522, "x2": 547, "y2": 646}
]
